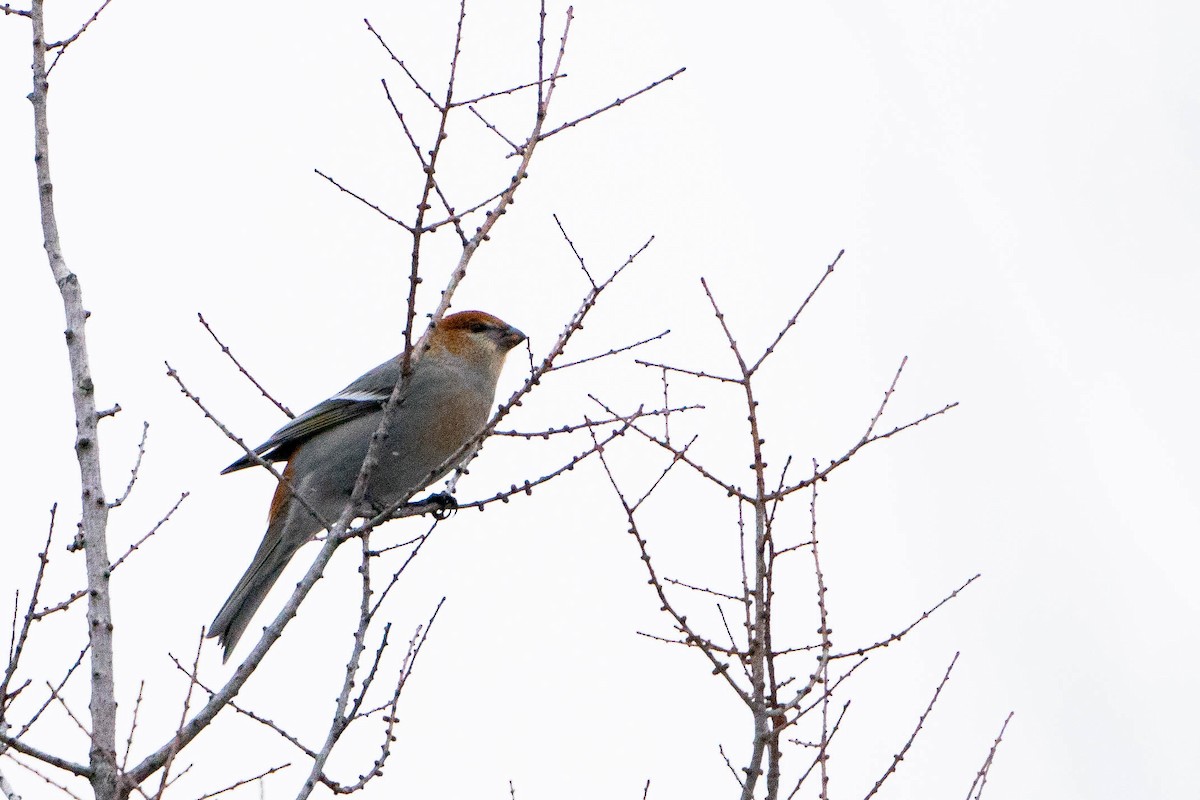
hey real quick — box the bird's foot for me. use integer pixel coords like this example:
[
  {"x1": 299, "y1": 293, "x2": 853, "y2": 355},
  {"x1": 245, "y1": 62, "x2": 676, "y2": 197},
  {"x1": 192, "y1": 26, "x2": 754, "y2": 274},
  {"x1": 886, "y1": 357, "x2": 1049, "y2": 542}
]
[{"x1": 416, "y1": 492, "x2": 458, "y2": 520}]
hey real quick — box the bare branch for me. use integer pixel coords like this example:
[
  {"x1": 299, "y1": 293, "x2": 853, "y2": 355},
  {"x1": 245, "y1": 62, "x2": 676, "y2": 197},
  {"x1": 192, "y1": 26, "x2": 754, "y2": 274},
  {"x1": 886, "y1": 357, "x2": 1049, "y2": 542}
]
[
  {"x1": 27, "y1": 2, "x2": 119, "y2": 792},
  {"x1": 535, "y1": 0, "x2": 546, "y2": 108},
  {"x1": 662, "y1": 577, "x2": 742, "y2": 603},
  {"x1": 748, "y1": 250, "x2": 842, "y2": 376},
  {"x1": 718, "y1": 744, "x2": 745, "y2": 791},
  {"x1": 109, "y1": 493, "x2": 189, "y2": 573},
  {"x1": 166, "y1": 361, "x2": 332, "y2": 531},
  {"x1": 493, "y1": 404, "x2": 700, "y2": 439},
  {"x1": 44, "y1": 0, "x2": 111, "y2": 48},
  {"x1": 553, "y1": 213, "x2": 596, "y2": 288},
  {"x1": 151, "y1": 632, "x2": 205, "y2": 800},
  {"x1": 784, "y1": 701, "x2": 850, "y2": 800},
  {"x1": 422, "y1": 5, "x2": 576, "y2": 327},
  {"x1": 195, "y1": 762, "x2": 290, "y2": 800},
  {"x1": 198, "y1": 313, "x2": 294, "y2": 418},
  {"x1": 2, "y1": 753, "x2": 84, "y2": 800},
  {"x1": 966, "y1": 712, "x2": 1014, "y2": 800},
  {"x1": 434, "y1": 412, "x2": 637, "y2": 513},
  {"x1": 633, "y1": 630, "x2": 745, "y2": 659},
  {"x1": 318, "y1": 601, "x2": 443, "y2": 794},
  {"x1": 784, "y1": 657, "x2": 868, "y2": 723},
  {"x1": 548, "y1": 329, "x2": 670, "y2": 372},
  {"x1": 32, "y1": 496, "x2": 187, "y2": 622},
  {"x1": 313, "y1": 169, "x2": 416, "y2": 233},
  {"x1": 377, "y1": 77, "x2": 470, "y2": 246},
  {"x1": 453, "y1": 74, "x2": 564, "y2": 108},
  {"x1": 537, "y1": 67, "x2": 686, "y2": 142},
  {"x1": 44, "y1": 0, "x2": 113, "y2": 74},
  {"x1": 0, "y1": 761, "x2": 21, "y2": 800},
  {"x1": 773, "y1": 364, "x2": 959, "y2": 501},
  {"x1": 468, "y1": 104, "x2": 521, "y2": 152},
  {"x1": 10, "y1": 644, "x2": 88, "y2": 744},
  {"x1": 296, "y1": 537, "x2": 384, "y2": 798},
  {"x1": 2, "y1": 506, "x2": 57, "y2": 709},
  {"x1": 862, "y1": 653, "x2": 960, "y2": 800},
  {"x1": 125, "y1": 532, "x2": 344, "y2": 784},
  {"x1": 364, "y1": 18, "x2": 441, "y2": 111},
  {"x1": 590, "y1": 396, "x2": 748, "y2": 500},
  {"x1": 166, "y1": 656, "x2": 318, "y2": 760},
  {"x1": 0, "y1": 733, "x2": 89, "y2": 778},
  {"x1": 367, "y1": 531, "x2": 435, "y2": 618},
  {"x1": 593, "y1": 429, "x2": 754, "y2": 708},
  {"x1": 107, "y1": 422, "x2": 149, "y2": 509},
  {"x1": 829, "y1": 574, "x2": 981, "y2": 660},
  {"x1": 635, "y1": 359, "x2": 741, "y2": 385},
  {"x1": 44, "y1": 679, "x2": 90, "y2": 739},
  {"x1": 119, "y1": 682, "x2": 145, "y2": 771}
]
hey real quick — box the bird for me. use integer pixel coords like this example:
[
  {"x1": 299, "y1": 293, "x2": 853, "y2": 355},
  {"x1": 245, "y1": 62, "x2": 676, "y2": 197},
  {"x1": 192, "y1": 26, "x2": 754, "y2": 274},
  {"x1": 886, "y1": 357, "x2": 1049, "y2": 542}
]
[{"x1": 208, "y1": 310, "x2": 526, "y2": 661}]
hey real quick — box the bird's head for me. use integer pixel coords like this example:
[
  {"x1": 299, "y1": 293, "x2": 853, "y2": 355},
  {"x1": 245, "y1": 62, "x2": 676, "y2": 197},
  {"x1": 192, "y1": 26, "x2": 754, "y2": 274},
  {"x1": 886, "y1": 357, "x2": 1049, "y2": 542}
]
[{"x1": 427, "y1": 310, "x2": 526, "y2": 380}]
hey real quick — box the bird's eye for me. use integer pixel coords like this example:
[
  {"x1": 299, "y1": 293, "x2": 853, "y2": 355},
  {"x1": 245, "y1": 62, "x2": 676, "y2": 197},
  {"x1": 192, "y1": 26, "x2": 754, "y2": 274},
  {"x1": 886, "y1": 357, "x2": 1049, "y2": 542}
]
[{"x1": 470, "y1": 322, "x2": 490, "y2": 333}]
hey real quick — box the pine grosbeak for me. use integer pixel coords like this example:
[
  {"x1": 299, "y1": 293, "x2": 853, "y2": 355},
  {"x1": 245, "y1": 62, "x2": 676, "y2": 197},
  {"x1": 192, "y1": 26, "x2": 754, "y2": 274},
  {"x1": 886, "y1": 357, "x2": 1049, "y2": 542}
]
[{"x1": 209, "y1": 311, "x2": 526, "y2": 660}]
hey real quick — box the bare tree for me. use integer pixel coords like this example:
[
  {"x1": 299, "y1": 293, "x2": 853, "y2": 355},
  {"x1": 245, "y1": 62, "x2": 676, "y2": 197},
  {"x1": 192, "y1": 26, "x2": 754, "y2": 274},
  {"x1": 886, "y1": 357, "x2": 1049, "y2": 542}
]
[
  {"x1": 1, "y1": 2, "x2": 683, "y2": 798},
  {"x1": 0, "y1": 3, "x2": 1009, "y2": 799},
  {"x1": 590, "y1": 265, "x2": 1012, "y2": 798}
]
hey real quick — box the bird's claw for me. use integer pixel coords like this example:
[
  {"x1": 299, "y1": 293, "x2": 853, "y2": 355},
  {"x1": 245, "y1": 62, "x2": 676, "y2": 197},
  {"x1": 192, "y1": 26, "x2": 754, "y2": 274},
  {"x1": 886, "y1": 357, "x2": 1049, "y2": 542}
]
[{"x1": 419, "y1": 492, "x2": 458, "y2": 520}]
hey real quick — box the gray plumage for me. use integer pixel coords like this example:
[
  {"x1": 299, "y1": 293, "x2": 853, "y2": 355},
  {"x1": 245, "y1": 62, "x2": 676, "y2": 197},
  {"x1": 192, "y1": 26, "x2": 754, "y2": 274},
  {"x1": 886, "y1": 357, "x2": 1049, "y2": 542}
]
[{"x1": 209, "y1": 312, "x2": 524, "y2": 661}]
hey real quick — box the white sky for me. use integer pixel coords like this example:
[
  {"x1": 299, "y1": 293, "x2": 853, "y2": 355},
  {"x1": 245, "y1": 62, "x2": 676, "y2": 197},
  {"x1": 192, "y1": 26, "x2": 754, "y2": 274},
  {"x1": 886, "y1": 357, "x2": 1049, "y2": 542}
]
[{"x1": 2, "y1": 2, "x2": 1197, "y2": 798}]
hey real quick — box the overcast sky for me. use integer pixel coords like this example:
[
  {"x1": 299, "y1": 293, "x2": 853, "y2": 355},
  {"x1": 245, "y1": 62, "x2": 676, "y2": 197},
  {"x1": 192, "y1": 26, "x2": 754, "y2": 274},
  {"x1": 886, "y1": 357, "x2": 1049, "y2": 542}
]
[{"x1": 2, "y1": 2, "x2": 1197, "y2": 798}]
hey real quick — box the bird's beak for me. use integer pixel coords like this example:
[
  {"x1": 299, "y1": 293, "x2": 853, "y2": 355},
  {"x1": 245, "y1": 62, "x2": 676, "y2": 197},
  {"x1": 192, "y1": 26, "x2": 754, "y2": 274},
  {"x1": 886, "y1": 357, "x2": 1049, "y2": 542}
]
[{"x1": 501, "y1": 326, "x2": 527, "y2": 350}]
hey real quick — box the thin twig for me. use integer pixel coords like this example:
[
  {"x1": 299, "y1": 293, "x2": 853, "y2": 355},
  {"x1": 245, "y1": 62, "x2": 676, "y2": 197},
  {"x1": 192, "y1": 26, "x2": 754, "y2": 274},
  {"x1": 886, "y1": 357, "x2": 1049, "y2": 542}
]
[
  {"x1": 10, "y1": 644, "x2": 88, "y2": 744},
  {"x1": 748, "y1": 250, "x2": 842, "y2": 377},
  {"x1": 593, "y1": 429, "x2": 754, "y2": 709},
  {"x1": 120, "y1": 681, "x2": 145, "y2": 770},
  {"x1": 965, "y1": 712, "x2": 1014, "y2": 800},
  {"x1": 109, "y1": 493, "x2": 189, "y2": 573},
  {"x1": 364, "y1": 18, "x2": 440, "y2": 110},
  {"x1": 195, "y1": 763, "x2": 290, "y2": 800},
  {"x1": 493, "y1": 405, "x2": 700, "y2": 439},
  {"x1": 553, "y1": 213, "x2": 595, "y2": 287},
  {"x1": 468, "y1": 104, "x2": 521, "y2": 152},
  {"x1": 536, "y1": 67, "x2": 686, "y2": 142},
  {"x1": 634, "y1": 360, "x2": 740, "y2": 385},
  {"x1": 166, "y1": 656, "x2": 319, "y2": 760},
  {"x1": 548, "y1": 330, "x2": 670, "y2": 372},
  {"x1": 452, "y1": 74, "x2": 564, "y2": 107},
  {"x1": 1, "y1": 506, "x2": 57, "y2": 708},
  {"x1": 108, "y1": 422, "x2": 149, "y2": 508},
  {"x1": 862, "y1": 653, "x2": 960, "y2": 800},
  {"x1": 154, "y1": 632, "x2": 205, "y2": 800},
  {"x1": 45, "y1": 0, "x2": 114, "y2": 74},
  {"x1": 313, "y1": 168, "x2": 416, "y2": 233},
  {"x1": 318, "y1": 601, "x2": 444, "y2": 794},
  {"x1": 785, "y1": 701, "x2": 850, "y2": 800},
  {"x1": 3, "y1": 753, "x2": 84, "y2": 800},
  {"x1": 33, "y1": 499, "x2": 189, "y2": 622},
  {"x1": 198, "y1": 313, "x2": 294, "y2": 417},
  {"x1": 719, "y1": 744, "x2": 746, "y2": 791},
  {"x1": 829, "y1": 574, "x2": 981, "y2": 660},
  {"x1": 44, "y1": 679, "x2": 91, "y2": 738}
]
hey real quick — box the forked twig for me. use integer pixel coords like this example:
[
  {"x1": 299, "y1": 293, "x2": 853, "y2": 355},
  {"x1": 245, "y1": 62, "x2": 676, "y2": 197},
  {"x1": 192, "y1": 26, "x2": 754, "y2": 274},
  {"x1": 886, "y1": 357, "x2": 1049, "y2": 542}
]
[{"x1": 965, "y1": 712, "x2": 1015, "y2": 800}]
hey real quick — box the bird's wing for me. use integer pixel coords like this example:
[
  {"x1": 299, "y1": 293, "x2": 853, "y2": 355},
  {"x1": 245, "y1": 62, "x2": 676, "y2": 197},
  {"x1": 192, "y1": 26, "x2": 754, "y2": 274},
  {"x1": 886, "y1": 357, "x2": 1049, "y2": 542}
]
[{"x1": 221, "y1": 356, "x2": 407, "y2": 474}]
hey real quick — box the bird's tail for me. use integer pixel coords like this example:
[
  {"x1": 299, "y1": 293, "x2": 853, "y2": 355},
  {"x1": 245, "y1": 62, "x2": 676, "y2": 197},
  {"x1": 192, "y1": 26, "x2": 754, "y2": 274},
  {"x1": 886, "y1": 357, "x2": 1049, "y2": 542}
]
[{"x1": 207, "y1": 515, "x2": 301, "y2": 663}]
